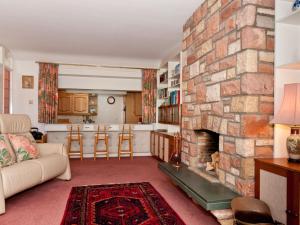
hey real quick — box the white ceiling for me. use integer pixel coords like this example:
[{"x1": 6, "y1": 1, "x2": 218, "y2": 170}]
[{"x1": 0, "y1": 0, "x2": 201, "y2": 61}]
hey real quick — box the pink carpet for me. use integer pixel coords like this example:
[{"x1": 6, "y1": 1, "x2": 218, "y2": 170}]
[{"x1": 0, "y1": 157, "x2": 219, "y2": 225}]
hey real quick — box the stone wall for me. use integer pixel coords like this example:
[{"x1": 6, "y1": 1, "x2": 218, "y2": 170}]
[{"x1": 181, "y1": 0, "x2": 275, "y2": 196}]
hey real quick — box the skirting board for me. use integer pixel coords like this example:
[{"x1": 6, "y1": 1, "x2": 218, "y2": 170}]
[{"x1": 70, "y1": 152, "x2": 152, "y2": 158}]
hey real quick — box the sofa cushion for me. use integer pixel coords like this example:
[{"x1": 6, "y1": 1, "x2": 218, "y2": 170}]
[
  {"x1": 32, "y1": 154, "x2": 67, "y2": 182},
  {"x1": 0, "y1": 135, "x2": 16, "y2": 167},
  {"x1": 1, "y1": 160, "x2": 42, "y2": 198},
  {"x1": 8, "y1": 134, "x2": 40, "y2": 162}
]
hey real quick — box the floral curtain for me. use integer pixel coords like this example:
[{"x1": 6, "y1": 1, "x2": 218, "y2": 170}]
[
  {"x1": 38, "y1": 63, "x2": 59, "y2": 124},
  {"x1": 142, "y1": 69, "x2": 157, "y2": 124}
]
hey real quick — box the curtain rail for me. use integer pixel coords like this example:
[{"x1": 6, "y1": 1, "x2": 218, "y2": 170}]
[{"x1": 35, "y1": 61, "x2": 158, "y2": 70}]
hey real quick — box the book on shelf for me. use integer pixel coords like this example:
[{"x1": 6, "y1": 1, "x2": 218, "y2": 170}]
[{"x1": 169, "y1": 90, "x2": 180, "y2": 105}]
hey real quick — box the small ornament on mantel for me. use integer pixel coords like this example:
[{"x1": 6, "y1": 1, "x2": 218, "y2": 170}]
[{"x1": 293, "y1": 0, "x2": 300, "y2": 11}]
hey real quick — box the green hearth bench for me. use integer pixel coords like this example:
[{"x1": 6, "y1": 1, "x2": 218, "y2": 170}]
[{"x1": 158, "y1": 162, "x2": 239, "y2": 211}]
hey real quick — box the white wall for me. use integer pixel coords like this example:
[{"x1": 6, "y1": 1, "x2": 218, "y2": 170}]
[
  {"x1": 95, "y1": 95, "x2": 124, "y2": 124},
  {"x1": 11, "y1": 60, "x2": 39, "y2": 126},
  {"x1": 59, "y1": 65, "x2": 142, "y2": 91}
]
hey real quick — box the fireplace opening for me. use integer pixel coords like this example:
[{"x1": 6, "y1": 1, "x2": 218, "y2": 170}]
[{"x1": 189, "y1": 129, "x2": 220, "y2": 182}]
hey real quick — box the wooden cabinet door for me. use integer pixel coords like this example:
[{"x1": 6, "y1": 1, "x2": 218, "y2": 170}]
[
  {"x1": 73, "y1": 94, "x2": 89, "y2": 114},
  {"x1": 154, "y1": 133, "x2": 159, "y2": 157},
  {"x1": 58, "y1": 92, "x2": 73, "y2": 115},
  {"x1": 164, "y1": 137, "x2": 170, "y2": 162},
  {"x1": 159, "y1": 135, "x2": 164, "y2": 160},
  {"x1": 150, "y1": 132, "x2": 155, "y2": 156}
]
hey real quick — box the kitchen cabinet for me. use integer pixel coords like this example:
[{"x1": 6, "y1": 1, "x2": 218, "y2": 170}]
[
  {"x1": 150, "y1": 131, "x2": 175, "y2": 162},
  {"x1": 58, "y1": 92, "x2": 73, "y2": 114},
  {"x1": 72, "y1": 94, "x2": 89, "y2": 114},
  {"x1": 58, "y1": 92, "x2": 92, "y2": 115}
]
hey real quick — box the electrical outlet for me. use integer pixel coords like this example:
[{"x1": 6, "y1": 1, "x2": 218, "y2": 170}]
[{"x1": 28, "y1": 100, "x2": 33, "y2": 104}]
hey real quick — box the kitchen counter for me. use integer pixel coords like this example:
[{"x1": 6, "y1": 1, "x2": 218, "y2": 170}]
[
  {"x1": 44, "y1": 124, "x2": 154, "y2": 132},
  {"x1": 45, "y1": 124, "x2": 155, "y2": 158}
]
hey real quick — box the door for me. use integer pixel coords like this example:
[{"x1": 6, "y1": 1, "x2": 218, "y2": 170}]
[
  {"x1": 125, "y1": 92, "x2": 142, "y2": 124},
  {"x1": 73, "y1": 94, "x2": 89, "y2": 114},
  {"x1": 58, "y1": 92, "x2": 73, "y2": 115}
]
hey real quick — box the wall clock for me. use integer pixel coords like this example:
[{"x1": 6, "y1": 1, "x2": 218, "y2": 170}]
[{"x1": 107, "y1": 96, "x2": 115, "y2": 104}]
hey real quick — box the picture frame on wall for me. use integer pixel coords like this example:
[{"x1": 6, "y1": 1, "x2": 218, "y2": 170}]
[{"x1": 22, "y1": 75, "x2": 34, "y2": 89}]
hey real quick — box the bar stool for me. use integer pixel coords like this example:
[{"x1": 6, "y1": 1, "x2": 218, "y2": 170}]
[
  {"x1": 118, "y1": 124, "x2": 133, "y2": 160},
  {"x1": 94, "y1": 125, "x2": 109, "y2": 160},
  {"x1": 67, "y1": 125, "x2": 83, "y2": 160}
]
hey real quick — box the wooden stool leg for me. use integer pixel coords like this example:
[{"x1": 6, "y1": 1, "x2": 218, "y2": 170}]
[
  {"x1": 94, "y1": 136, "x2": 97, "y2": 160},
  {"x1": 118, "y1": 136, "x2": 121, "y2": 160},
  {"x1": 67, "y1": 136, "x2": 71, "y2": 158},
  {"x1": 80, "y1": 137, "x2": 83, "y2": 160},
  {"x1": 106, "y1": 136, "x2": 109, "y2": 160},
  {"x1": 129, "y1": 137, "x2": 133, "y2": 160}
]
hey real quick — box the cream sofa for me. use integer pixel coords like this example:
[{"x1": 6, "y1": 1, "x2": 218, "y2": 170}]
[{"x1": 0, "y1": 114, "x2": 71, "y2": 214}]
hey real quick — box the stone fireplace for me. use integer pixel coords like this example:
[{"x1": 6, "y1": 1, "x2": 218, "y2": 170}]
[
  {"x1": 188, "y1": 129, "x2": 221, "y2": 182},
  {"x1": 193, "y1": 130, "x2": 219, "y2": 167},
  {"x1": 181, "y1": 0, "x2": 275, "y2": 196}
]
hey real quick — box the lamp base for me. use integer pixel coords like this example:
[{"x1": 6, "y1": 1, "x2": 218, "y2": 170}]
[
  {"x1": 287, "y1": 127, "x2": 300, "y2": 163},
  {"x1": 288, "y1": 158, "x2": 300, "y2": 163}
]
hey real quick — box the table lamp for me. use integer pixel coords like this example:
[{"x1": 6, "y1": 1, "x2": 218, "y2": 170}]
[{"x1": 271, "y1": 83, "x2": 300, "y2": 162}]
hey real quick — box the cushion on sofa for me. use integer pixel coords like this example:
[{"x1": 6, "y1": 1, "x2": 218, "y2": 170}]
[
  {"x1": 1, "y1": 160, "x2": 43, "y2": 198},
  {"x1": 8, "y1": 134, "x2": 39, "y2": 162},
  {"x1": 0, "y1": 135, "x2": 16, "y2": 167},
  {"x1": 32, "y1": 154, "x2": 67, "y2": 182}
]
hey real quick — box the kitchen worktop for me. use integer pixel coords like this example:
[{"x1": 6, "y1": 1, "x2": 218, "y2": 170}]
[
  {"x1": 45, "y1": 124, "x2": 155, "y2": 158},
  {"x1": 44, "y1": 123, "x2": 155, "y2": 132}
]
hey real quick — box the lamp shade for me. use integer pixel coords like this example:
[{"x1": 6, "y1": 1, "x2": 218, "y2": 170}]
[{"x1": 271, "y1": 83, "x2": 300, "y2": 125}]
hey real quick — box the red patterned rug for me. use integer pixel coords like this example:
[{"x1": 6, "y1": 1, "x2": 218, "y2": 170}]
[{"x1": 61, "y1": 182, "x2": 185, "y2": 225}]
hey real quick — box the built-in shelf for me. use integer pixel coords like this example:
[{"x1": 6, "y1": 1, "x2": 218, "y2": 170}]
[
  {"x1": 170, "y1": 73, "x2": 180, "y2": 79},
  {"x1": 158, "y1": 104, "x2": 180, "y2": 125}
]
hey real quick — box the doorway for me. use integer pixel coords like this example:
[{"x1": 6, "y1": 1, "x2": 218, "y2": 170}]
[{"x1": 125, "y1": 92, "x2": 142, "y2": 124}]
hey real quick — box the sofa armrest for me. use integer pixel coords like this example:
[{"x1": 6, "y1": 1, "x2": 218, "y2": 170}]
[
  {"x1": 0, "y1": 167, "x2": 5, "y2": 214},
  {"x1": 37, "y1": 143, "x2": 68, "y2": 157}
]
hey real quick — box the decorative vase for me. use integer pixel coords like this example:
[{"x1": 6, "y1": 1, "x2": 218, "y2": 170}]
[
  {"x1": 293, "y1": 0, "x2": 300, "y2": 11},
  {"x1": 287, "y1": 133, "x2": 300, "y2": 163}
]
